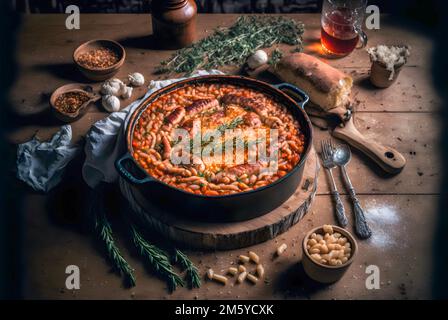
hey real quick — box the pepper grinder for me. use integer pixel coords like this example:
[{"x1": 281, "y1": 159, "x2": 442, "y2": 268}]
[{"x1": 151, "y1": 0, "x2": 197, "y2": 49}]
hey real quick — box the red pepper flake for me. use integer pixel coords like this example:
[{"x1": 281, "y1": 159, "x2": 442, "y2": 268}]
[
  {"x1": 54, "y1": 91, "x2": 90, "y2": 113},
  {"x1": 76, "y1": 47, "x2": 120, "y2": 69}
]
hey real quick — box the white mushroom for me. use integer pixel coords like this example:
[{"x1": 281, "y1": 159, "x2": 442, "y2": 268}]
[
  {"x1": 247, "y1": 50, "x2": 268, "y2": 69},
  {"x1": 128, "y1": 72, "x2": 145, "y2": 87},
  {"x1": 102, "y1": 95, "x2": 120, "y2": 112}
]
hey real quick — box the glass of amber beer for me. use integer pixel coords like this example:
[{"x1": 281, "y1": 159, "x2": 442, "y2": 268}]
[{"x1": 321, "y1": 0, "x2": 368, "y2": 57}]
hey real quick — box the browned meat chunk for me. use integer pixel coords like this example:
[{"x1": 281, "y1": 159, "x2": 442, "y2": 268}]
[
  {"x1": 165, "y1": 107, "x2": 186, "y2": 126},
  {"x1": 221, "y1": 94, "x2": 269, "y2": 117},
  {"x1": 242, "y1": 112, "x2": 262, "y2": 127},
  {"x1": 185, "y1": 99, "x2": 219, "y2": 116}
]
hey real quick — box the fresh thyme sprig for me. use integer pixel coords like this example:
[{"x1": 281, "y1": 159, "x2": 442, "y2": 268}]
[
  {"x1": 94, "y1": 210, "x2": 136, "y2": 287},
  {"x1": 158, "y1": 16, "x2": 305, "y2": 74},
  {"x1": 174, "y1": 249, "x2": 201, "y2": 289},
  {"x1": 130, "y1": 225, "x2": 184, "y2": 292}
]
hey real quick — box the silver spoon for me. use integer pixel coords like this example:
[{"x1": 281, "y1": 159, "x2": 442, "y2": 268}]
[{"x1": 333, "y1": 143, "x2": 372, "y2": 239}]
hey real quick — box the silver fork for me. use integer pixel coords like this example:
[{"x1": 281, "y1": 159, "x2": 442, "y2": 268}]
[{"x1": 321, "y1": 139, "x2": 348, "y2": 227}]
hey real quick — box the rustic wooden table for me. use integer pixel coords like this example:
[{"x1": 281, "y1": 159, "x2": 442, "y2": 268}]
[{"x1": 9, "y1": 14, "x2": 440, "y2": 299}]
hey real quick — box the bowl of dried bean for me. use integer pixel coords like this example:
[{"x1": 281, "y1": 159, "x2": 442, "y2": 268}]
[
  {"x1": 73, "y1": 39, "x2": 125, "y2": 81},
  {"x1": 302, "y1": 224, "x2": 358, "y2": 283},
  {"x1": 50, "y1": 83, "x2": 100, "y2": 122}
]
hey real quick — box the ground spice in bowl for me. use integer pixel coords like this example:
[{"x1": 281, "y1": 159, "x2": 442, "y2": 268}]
[
  {"x1": 76, "y1": 47, "x2": 120, "y2": 69},
  {"x1": 54, "y1": 91, "x2": 91, "y2": 113}
]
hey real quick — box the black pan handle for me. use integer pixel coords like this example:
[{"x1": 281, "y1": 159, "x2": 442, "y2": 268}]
[
  {"x1": 115, "y1": 153, "x2": 153, "y2": 185},
  {"x1": 273, "y1": 83, "x2": 310, "y2": 109}
]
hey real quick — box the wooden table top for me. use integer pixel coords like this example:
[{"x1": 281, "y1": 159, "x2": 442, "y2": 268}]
[{"x1": 10, "y1": 14, "x2": 440, "y2": 299}]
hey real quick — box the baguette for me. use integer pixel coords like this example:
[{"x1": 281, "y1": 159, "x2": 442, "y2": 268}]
[{"x1": 271, "y1": 53, "x2": 353, "y2": 112}]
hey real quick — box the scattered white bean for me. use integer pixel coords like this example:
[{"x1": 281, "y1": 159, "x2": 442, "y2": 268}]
[
  {"x1": 237, "y1": 271, "x2": 247, "y2": 284},
  {"x1": 246, "y1": 273, "x2": 259, "y2": 284},
  {"x1": 276, "y1": 243, "x2": 288, "y2": 256},
  {"x1": 206, "y1": 268, "x2": 214, "y2": 280},
  {"x1": 236, "y1": 266, "x2": 246, "y2": 275},
  {"x1": 256, "y1": 264, "x2": 265, "y2": 278},
  {"x1": 212, "y1": 274, "x2": 228, "y2": 285},
  {"x1": 248, "y1": 251, "x2": 260, "y2": 264},
  {"x1": 228, "y1": 267, "x2": 238, "y2": 276}
]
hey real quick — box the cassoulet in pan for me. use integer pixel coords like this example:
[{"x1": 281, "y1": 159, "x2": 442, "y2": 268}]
[{"x1": 131, "y1": 83, "x2": 306, "y2": 196}]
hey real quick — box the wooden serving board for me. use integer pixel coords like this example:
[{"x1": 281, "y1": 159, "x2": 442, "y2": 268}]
[{"x1": 120, "y1": 147, "x2": 319, "y2": 250}]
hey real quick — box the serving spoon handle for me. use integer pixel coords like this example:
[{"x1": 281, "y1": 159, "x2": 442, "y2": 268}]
[{"x1": 340, "y1": 165, "x2": 372, "y2": 239}]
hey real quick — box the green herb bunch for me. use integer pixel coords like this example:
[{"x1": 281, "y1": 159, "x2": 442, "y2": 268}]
[
  {"x1": 174, "y1": 249, "x2": 201, "y2": 289},
  {"x1": 94, "y1": 210, "x2": 137, "y2": 287},
  {"x1": 158, "y1": 16, "x2": 304, "y2": 74},
  {"x1": 93, "y1": 192, "x2": 201, "y2": 291},
  {"x1": 130, "y1": 225, "x2": 185, "y2": 292}
]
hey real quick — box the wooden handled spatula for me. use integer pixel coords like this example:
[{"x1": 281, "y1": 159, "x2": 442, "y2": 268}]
[{"x1": 332, "y1": 116, "x2": 406, "y2": 174}]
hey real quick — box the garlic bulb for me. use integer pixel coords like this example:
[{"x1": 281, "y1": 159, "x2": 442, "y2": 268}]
[
  {"x1": 247, "y1": 50, "x2": 268, "y2": 69},
  {"x1": 101, "y1": 78, "x2": 124, "y2": 96},
  {"x1": 102, "y1": 95, "x2": 120, "y2": 113},
  {"x1": 121, "y1": 86, "x2": 133, "y2": 99},
  {"x1": 128, "y1": 72, "x2": 145, "y2": 87}
]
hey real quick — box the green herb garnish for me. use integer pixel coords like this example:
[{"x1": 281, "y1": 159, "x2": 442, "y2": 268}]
[
  {"x1": 174, "y1": 249, "x2": 201, "y2": 289},
  {"x1": 158, "y1": 16, "x2": 304, "y2": 74},
  {"x1": 95, "y1": 210, "x2": 136, "y2": 287},
  {"x1": 130, "y1": 225, "x2": 184, "y2": 292}
]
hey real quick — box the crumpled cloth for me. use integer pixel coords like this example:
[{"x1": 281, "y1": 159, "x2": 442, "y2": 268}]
[{"x1": 16, "y1": 125, "x2": 79, "y2": 192}]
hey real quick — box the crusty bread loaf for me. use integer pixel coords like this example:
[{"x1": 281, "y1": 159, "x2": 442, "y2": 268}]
[{"x1": 271, "y1": 53, "x2": 353, "y2": 111}]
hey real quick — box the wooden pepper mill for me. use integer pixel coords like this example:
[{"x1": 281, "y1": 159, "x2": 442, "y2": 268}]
[{"x1": 151, "y1": 0, "x2": 197, "y2": 49}]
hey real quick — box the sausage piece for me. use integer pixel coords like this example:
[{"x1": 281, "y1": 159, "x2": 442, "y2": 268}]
[
  {"x1": 242, "y1": 112, "x2": 262, "y2": 127},
  {"x1": 221, "y1": 94, "x2": 269, "y2": 118},
  {"x1": 165, "y1": 107, "x2": 186, "y2": 126},
  {"x1": 185, "y1": 99, "x2": 219, "y2": 116}
]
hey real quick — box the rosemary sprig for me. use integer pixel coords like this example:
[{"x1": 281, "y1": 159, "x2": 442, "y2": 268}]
[
  {"x1": 190, "y1": 117, "x2": 244, "y2": 151},
  {"x1": 130, "y1": 225, "x2": 184, "y2": 292},
  {"x1": 158, "y1": 16, "x2": 304, "y2": 74},
  {"x1": 217, "y1": 117, "x2": 244, "y2": 133},
  {"x1": 174, "y1": 249, "x2": 201, "y2": 289},
  {"x1": 94, "y1": 210, "x2": 136, "y2": 287}
]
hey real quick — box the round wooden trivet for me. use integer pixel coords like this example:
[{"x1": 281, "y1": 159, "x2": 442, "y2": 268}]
[{"x1": 120, "y1": 147, "x2": 319, "y2": 250}]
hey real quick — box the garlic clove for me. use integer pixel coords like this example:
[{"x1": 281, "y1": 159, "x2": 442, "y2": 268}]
[
  {"x1": 121, "y1": 86, "x2": 133, "y2": 99},
  {"x1": 102, "y1": 95, "x2": 120, "y2": 113},
  {"x1": 118, "y1": 82, "x2": 128, "y2": 96},
  {"x1": 247, "y1": 50, "x2": 268, "y2": 70},
  {"x1": 128, "y1": 72, "x2": 145, "y2": 87},
  {"x1": 101, "y1": 78, "x2": 124, "y2": 96}
]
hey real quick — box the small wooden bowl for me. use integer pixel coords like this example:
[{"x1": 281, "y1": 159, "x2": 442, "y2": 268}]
[
  {"x1": 73, "y1": 39, "x2": 126, "y2": 81},
  {"x1": 50, "y1": 83, "x2": 101, "y2": 122},
  {"x1": 370, "y1": 60, "x2": 405, "y2": 88},
  {"x1": 302, "y1": 225, "x2": 358, "y2": 284}
]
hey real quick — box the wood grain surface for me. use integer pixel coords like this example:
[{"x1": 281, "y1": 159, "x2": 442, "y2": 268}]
[{"x1": 8, "y1": 14, "x2": 440, "y2": 299}]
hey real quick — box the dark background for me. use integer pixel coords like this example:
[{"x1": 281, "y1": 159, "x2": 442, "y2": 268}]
[
  {"x1": 8, "y1": 0, "x2": 436, "y2": 16},
  {"x1": 1, "y1": 0, "x2": 447, "y2": 300}
]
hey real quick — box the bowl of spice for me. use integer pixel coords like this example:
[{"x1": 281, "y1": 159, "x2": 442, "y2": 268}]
[
  {"x1": 50, "y1": 83, "x2": 101, "y2": 122},
  {"x1": 302, "y1": 224, "x2": 358, "y2": 284},
  {"x1": 73, "y1": 39, "x2": 125, "y2": 81}
]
